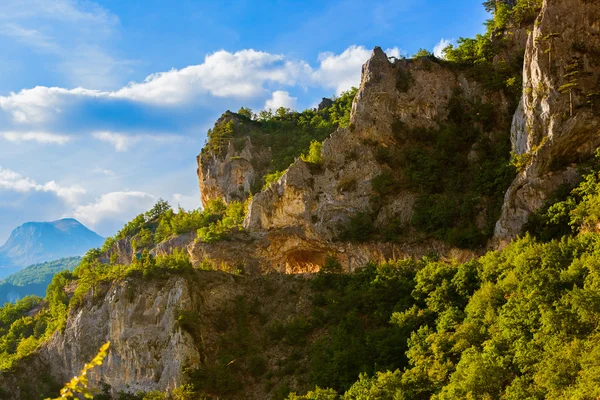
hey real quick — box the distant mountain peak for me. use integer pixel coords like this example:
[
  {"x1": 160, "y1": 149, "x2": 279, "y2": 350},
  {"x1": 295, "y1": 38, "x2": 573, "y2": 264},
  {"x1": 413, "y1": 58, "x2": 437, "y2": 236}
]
[{"x1": 0, "y1": 218, "x2": 104, "y2": 279}]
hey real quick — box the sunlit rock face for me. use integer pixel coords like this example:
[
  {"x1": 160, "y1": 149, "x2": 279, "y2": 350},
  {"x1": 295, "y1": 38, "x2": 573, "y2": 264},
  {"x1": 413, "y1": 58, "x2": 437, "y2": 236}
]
[{"x1": 493, "y1": 0, "x2": 600, "y2": 245}]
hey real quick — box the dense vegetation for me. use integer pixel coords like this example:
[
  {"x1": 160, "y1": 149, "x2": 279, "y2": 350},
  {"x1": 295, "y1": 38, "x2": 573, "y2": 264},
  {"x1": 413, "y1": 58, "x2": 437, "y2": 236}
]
[
  {"x1": 108, "y1": 198, "x2": 247, "y2": 255},
  {"x1": 338, "y1": 92, "x2": 515, "y2": 248},
  {"x1": 442, "y1": 0, "x2": 542, "y2": 101},
  {"x1": 4, "y1": 163, "x2": 600, "y2": 398},
  {"x1": 3, "y1": 2, "x2": 598, "y2": 399},
  {"x1": 201, "y1": 88, "x2": 357, "y2": 191},
  {"x1": 0, "y1": 257, "x2": 81, "y2": 305},
  {"x1": 282, "y1": 232, "x2": 600, "y2": 399}
]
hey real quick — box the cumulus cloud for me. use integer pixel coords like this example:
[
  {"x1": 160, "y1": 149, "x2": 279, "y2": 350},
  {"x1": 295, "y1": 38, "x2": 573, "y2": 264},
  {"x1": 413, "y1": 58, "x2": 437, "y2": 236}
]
[
  {"x1": 312, "y1": 45, "x2": 402, "y2": 95},
  {"x1": 72, "y1": 191, "x2": 155, "y2": 227},
  {"x1": 433, "y1": 38, "x2": 454, "y2": 59},
  {"x1": 92, "y1": 131, "x2": 184, "y2": 152},
  {"x1": 0, "y1": 131, "x2": 70, "y2": 144},
  {"x1": 0, "y1": 45, "x2": 402, "y2": 124},
  {"x1": 265, "y1": 90, "x2": 297, "y2": 110},
  {"x1": 0, "y1": 167, "x2": 85, "y2": 204},
  {"x1": 112, "y1": 49, "x2": 309, "y2": 104}
]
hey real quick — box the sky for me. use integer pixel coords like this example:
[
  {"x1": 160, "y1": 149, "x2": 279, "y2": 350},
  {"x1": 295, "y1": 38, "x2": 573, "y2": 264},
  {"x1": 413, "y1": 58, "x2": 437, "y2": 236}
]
[{"x1": 0, "y1": 0, "x2": 490, "y2": 242}]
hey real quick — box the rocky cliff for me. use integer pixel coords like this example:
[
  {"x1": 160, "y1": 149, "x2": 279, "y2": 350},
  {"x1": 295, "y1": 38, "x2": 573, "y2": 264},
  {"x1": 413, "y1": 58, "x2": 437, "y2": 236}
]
[
  {"x1": 2, "y1": 271, "x2": 321, "y2": 399},
  {"x1": 4, "y1": 1, "x2": 600, "y2": 398},
  {"x1": 494, "y1": 0, "x2": 600, "y2": 244},
  {"x1": 244, "y1": 50, "x2": 514, "y2": 243}
]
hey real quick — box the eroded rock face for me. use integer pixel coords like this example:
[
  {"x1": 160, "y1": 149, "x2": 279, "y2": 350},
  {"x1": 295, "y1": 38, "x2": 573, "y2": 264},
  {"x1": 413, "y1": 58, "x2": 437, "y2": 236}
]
[
  {"x1": 245, "y1": 47, "x2": 511, "y2": 243},
  {"x1": 493, "y1": 0, "x2": 600, "y2": 245},
  {"x1": 197, "y1": 112, "x2": 271, "y2": 207},
  {"x1": 6, "y1": 271, "x2": 326, "y2": 399},
  {"x1": 41, "y1": 277, "x2": 199, "y2": 395},
  {"x1": 98, "y1": 237, "x2": 134, "y2": 265}
]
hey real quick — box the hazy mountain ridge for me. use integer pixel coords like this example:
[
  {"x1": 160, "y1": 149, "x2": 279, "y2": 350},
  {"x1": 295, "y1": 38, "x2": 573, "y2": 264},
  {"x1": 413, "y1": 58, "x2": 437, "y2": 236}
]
[
  {"x1": 0, "y1": 257, "x2": 81, "y2": 304},
  {"x1": 0, "y1": 219, "x2": 103, "y2": 278}
]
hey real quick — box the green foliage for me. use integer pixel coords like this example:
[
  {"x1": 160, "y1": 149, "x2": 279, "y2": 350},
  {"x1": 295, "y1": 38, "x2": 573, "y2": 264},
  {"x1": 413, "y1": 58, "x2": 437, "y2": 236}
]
[
  {"x1": 308, "y1": 260, "x2": 418, "y2": 392},
  {"x1": 263, "y1": 170, "x2": 285, "y2": 190},
  {"x1": 338, "y1": 213, "x2": 376, "y2": 243},
  {"x1": 201, "y1": 88, "x2": 357, "y2": 184},
  {"x1": 287, "y1": 387, "x2": 339, "y2": 400},
  {"x1": 441, "y1": 1, "x2": 535, "y2": 99},
  {"x1": 70, "y1": 248, "x2": 193, "y2": 309},
  {"x1": 0, "y1": 267, "x2": 76, "y2": 370},
  {"x1": 297, "y1": 232, "x2": 600, "y2": 399},
  {"x1": 525, "y1": 155, "x2": 600, "y2": 239},
  {"x1": 301, "y1": 140, "x2": 323, "y2": 165},
  {"x1": 398, "y1": 94, "x2": 515, "y2": 248},
  {"x1": 320, "y1": 255, "x2": 342, "y2": 274},
  {"x1": 0, "y1": 257, "x2": 80, "y2": 305},
  {"x1": 371, "y1": 172, "x2": 398, "y2": 196},
  {"x1": 155, "y1": 200, "x2": 225, "y2": 243},
  {"x1": 412, "y1": 49, "x2": 433, "y2": 58},
  {"x1": 196, "y1": 200, "x2": 247, "y2": 243}
]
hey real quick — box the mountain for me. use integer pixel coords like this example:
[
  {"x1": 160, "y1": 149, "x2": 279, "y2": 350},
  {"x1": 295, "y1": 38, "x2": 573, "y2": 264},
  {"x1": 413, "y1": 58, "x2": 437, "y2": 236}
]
[
  {"x1": 0, "y1": 257, "x2": 81, "y2": 304},
  {"x1": 0, "y1": 218, "x2": 103, "y2": 278},
  {"x1": 4, "y1": 0, "x2": 600, "y2": 399}
]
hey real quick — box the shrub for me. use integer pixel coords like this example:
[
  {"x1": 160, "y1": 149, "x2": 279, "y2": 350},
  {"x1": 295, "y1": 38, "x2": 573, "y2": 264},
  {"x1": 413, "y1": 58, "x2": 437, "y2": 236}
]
[
  {"x1": 338, "y1": 213, "x2": 376, "y2": 242},
  {"x1": 301, "y1": 140, "x2": 323, "y2": 164}
]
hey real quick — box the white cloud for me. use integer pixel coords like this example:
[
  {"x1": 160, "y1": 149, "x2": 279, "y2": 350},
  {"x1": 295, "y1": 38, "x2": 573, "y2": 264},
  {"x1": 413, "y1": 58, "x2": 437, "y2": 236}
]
[
  {"x1": 0, "y1": 86, "x2": 103, "y2": 123},
  {"x1": 433, "y1": 38, "x2": 454, "y2": 59},
  {"x1": 172, "y1": 193, "x2": 200, "y2": 211},
  {"x1": 0, "y1": 45, "x2": 403, "y2": 123},
  {"x1": 0, "y1": 23, "x2": 59, "y2": 53},
  {"x1": 312, "y1": 45, "x2": 402, "y2": 95},
  {"x1": 112, "y1": 49, "x2": 309, "y2": 104},
  {"x1": 92, "y1": 168, "x2": 115, "y2": 176},
  {"x1": 0, "y1": 0, "x2": 118, "y2": 25},
  {"x1": 0, "y1": 167, "x2": 85, "y2": 204},
  {"x1": 0, "y1": 131, "x2": 71, "y2": 144},
  {"x1": 73, "y1": 191, "x2": 155, "y2": 227},
  {"x1": 265, "y1": 90, "x2": 297, "y2": 110},
  {"x1": 92, "y1": 131, "x2": 184, "y2": 152}
]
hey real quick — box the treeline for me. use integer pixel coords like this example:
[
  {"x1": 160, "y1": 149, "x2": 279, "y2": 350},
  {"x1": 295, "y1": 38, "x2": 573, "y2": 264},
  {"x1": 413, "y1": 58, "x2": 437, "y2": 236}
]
[{"x1": 202, "y1": 87, "x2": 357, "y2": 191}]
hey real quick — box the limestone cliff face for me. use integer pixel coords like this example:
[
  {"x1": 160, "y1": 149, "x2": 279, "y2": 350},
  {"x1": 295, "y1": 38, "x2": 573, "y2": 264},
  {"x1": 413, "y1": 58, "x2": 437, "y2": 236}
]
[
  {"x1": 245, "y1": 48, "x2": 511, "y2": 240},
  {"x1": 197, "y1": 112, "x2": 271, "y2": 207},
  {"x1": 41, "y1": 277, "x2": 199, "y2": 394},
  {"x1": 494, "y1": 0, "x2": 600, "y2": 244},
  {"x1": 6, "y1": 271, "x2": 324, "y2": 399}
]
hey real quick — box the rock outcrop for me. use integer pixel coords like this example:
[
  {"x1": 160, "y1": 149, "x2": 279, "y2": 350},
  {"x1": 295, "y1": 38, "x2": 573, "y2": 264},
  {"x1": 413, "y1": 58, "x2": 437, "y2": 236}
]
[
  {"x1": 197, "y1": 112, "x2": 271, "y2": 207},
  {"x1": 4, "y1": 271, "x2": 320, "y2": 399},
  {"x1": 245, "y1": 48, "x2": 512, "y2": 241},
  {"x1": 494, "y1": 0, "x2": 600, "y2": 245}
]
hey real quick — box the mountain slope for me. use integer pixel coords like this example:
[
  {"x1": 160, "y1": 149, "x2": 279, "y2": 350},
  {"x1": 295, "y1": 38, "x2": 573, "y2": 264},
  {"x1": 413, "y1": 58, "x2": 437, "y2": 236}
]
[
  {"x1": 0, "y1": 219, "x2": 103, "y2": 278},
  {"x1": 0, "y1": 257, "x2": 81, "y2": 304}
]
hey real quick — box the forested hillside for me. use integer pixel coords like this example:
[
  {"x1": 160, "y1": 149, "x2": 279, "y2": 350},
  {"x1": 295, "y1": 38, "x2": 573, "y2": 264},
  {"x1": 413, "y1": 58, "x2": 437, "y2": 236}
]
[{"x1": 1, "y1": 0, "x2": 600, "y2": 399}]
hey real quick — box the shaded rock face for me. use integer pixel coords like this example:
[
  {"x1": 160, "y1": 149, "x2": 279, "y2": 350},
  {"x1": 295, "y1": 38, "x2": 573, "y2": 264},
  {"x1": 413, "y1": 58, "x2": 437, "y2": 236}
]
[
  {"x1": 245, "y1": 48, "x2": 511, "y2": 242},
  {"x1": 41, "y1": 277, "x2": 199, "y2": 395},
  {"x1": 99, "y1": 237, "x2": 134, "y2": 265},
  {"x1": 10, "y1": 271, "x2": 324, "y2": 399},
  {"x1": 197, "y1": 113, "x2": 271, "y2": 207},
  {"x1": 494, "y1": 0, "x2": 600, "y2": 245}
]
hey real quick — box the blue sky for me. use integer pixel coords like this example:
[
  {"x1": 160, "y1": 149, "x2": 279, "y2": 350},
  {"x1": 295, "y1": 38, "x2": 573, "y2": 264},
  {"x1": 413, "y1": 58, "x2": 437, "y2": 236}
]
[{"x1": 0, "y1": 0, "x2": 490, "y2": 242}]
